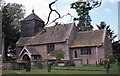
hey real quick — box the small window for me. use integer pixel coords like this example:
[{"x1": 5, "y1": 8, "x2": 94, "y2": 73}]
[
  {"x1": 74, "y1": 50, "x2": 78, "y2": 58},
  {"x1": 34, "y1": 55, "x2": 38, "y2": 60},
  {"x1": 47, "y1": 44, "x2": 54, "y2": 54},
  {"x1": 25, "y1": 22, "x2": 29, "y2": 24},
  {"x1": 33, "y1": 55, "x2": 41, "y2": 60}
]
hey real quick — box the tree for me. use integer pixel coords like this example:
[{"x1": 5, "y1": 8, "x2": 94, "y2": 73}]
[
  {"x1": 96, "y1": 22, "x2": 117, "y2": 41},
  {"x1": 70, "y1": 0, "x2": 102, "y2": 31},
  {"x1": 0, "y1": 0, "x2": 5, "y2": 9},
  {"x1": 50, "y1": 49, "x2": 64, "y2": 61},
  {"x1": 47, "y1": 49, "x2": 64, "y2": 72},
  {"x1": 112, "y1": 40, "x2": 120, "y2": 54},
  {"x1": 96, "y1": 22, "x2": 106, "y2": 29},
  {"x1": 45, "y1": 0, "x2": 72, "y2": 26},
  {"x1": 2, "y1": 3, "x2": 25, "y2": 60}
]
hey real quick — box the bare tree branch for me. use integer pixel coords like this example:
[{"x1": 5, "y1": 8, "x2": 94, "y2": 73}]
[
  {"x1": 92, "y1": 0, "x2": 102, "y2": 8},
  {"x1": 45, "y1": 0, "x2": 76, "y2": 26},
  {"x1": 47, "y1": 13, "x2": 74, "y2": 26},
  {"x1": 45, "y1": 0, "x2": 61, "y2": 25}
]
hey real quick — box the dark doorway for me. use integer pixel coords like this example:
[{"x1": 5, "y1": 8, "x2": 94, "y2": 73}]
[
  {"x1": 22, "y1": 54, "x2": 31, "y2": 70},
  {"x1": 22, "y1": 54, "x2": 30, "y2": 61}
]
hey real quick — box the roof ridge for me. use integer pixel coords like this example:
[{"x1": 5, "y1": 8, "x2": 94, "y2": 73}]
[
  {"x1": 44, "y1": 23, "x2": 73, "y2": 28},
  {"x1": 22, "y1": 12, "x2": 44, "y2": 22},
  {"x1": 77, "y1": 29, "x2": 104, "y2": 33}
]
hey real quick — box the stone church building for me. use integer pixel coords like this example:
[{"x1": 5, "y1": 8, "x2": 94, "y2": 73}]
[{"x1": 16, "y1": 10, "x2": 112, "y2": 66}]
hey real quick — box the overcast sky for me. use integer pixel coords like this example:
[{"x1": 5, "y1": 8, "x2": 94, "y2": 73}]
[{"x1": 4, "y1": 0, "x2": 119, "y2": 41}]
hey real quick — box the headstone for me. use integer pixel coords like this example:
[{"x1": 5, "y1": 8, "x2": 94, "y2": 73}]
[
  {"x1": 26, "y1": 61, "x2": 31, "y2": 72},
  {"x1": 48, "y1": 61, "x2": 52, "y2": 72},
  {"x1": 106, "y1": 59, "x2": 110, "y2": 73},
  {"x1": 36, "y1": 60, "x2": 43, "y2": 69}
]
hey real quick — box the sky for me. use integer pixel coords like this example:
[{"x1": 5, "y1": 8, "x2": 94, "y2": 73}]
[{"x1": 4, "y1": 0, "x2": 119, "y2": 41}]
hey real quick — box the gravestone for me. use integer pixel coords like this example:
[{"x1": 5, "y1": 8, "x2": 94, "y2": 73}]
[{"x1": 26, "y1": 61, "x2": 31, "y2": 72}]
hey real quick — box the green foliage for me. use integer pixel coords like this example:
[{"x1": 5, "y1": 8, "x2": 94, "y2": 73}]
[
  {"x1": 112, "y1": 40, "x2": 120, "y2": 54},
  {"x1": 65, "y1": 60, "x2": 75, "y2": 66},
  {"x1": 104, "y1": 54, "x2": 120, "y2": 64},
  {"x1": 70, "y1": 0, "x2": 101, "y2": 31},
  {"x1": 2, "y1": 2, "x2": 25, "y2": 60},
  {"x1": 109, "y1": 54, "x2": 120, "y2": 63},
  {"x1": 50, "y1": 49, "x2": 64, "y2": 61}
]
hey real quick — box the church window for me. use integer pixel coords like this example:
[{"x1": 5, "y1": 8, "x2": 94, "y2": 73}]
[
  {"x1": 47, "y1": 44, "x2": 54, "y2": 54},
  {"x1": 34, "y1": 55, "x2": 38, "y2": 60},
  {"x1": 81, "y1": 48, "x2": 91, "y2": 55},
  {"x1": 74, "y1": 50, "x2": 78, "y2": 58}
]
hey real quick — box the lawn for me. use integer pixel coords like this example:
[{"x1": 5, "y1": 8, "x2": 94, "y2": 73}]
[
  {"x1": 2, "y1": 63, "x2": 119, "y2": 74},
  {"x1": 2, "y1": 69, "x2": 107, "y2": 74}
]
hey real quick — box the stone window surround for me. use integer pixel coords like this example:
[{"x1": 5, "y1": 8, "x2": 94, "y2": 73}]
[
  {"x1": 81, "y1": 47, "x2": 91, "y2": 55},
  {"x1": 74, "y1": 50, "x2": 78, "y2": 58},
  {"x1": 47, "y1": 44, "x2": 55, "y2": 54}
]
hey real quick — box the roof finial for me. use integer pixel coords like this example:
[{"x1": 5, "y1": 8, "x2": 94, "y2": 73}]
[
  {"x1": 32, "y1": 5, "x2": 34, "y2": 13},
  {"x1": 32, "y1": 9, "x2": 34, "y2": 13}
]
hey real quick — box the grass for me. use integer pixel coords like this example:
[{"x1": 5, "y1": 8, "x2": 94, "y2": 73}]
[
  {"x1": 2, "y1": 69, "x2": 106, "y2": 74},
  {"x1": 53, "y1": 64, "x2": 105, "y2": 71},
  {"x1": 2, "y1": 63, "x2": 119, "y2": 74}
]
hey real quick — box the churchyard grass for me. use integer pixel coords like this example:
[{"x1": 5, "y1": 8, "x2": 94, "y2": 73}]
[{"x1": 2, "y1": 63, "x2": 118, "y2": 74}]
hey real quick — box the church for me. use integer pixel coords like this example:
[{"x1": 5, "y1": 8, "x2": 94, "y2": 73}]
[{"x1": 16, "y1": 10, "x2": 112, "y2": 67}]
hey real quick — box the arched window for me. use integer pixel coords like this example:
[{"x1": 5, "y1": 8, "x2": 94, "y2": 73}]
[
  {"x1": 74, "y1": 50, "x2": 78, "y2": 58},
  {"x1": 47, "y1": 44, "x2": 54, "y2": 53}
]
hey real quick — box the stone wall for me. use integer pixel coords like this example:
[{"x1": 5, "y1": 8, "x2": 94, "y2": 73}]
[
  {"x1": 35, "y1": 42, "x2": 70, "y2": 60},
  {"x1": 70, "y1": 46, "x2": 105, "y2": 66},
  {"x1": 103, "y1": 32, "x2": 113, "y2": 56},
  {"x1": 2, "y1": 62, "x2": 19, "y2": 70},
  {"x1": 54, "y1": 43, "x2": 69, "y2": 60}
]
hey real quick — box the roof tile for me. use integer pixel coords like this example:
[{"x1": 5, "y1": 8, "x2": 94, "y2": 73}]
[{"x1": 71, "y1": 29, "x2": 104, "y2": 47}]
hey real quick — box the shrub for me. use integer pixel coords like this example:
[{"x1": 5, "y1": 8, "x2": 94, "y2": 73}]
[
  {"x1": 65, "y1": 60, "x2": 75, "y2": 66},
  {"x1": 108, "y1": 54, "x2": 120, "y2": 63},
  {"x1": 52, "y1": 62, "x2": 58, "y2": 66},
  {"x1": 50, "y1": 49, "x2": 64, "y2": 61}
]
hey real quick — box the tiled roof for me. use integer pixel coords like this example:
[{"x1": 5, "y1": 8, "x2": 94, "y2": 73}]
[
  {"x1": 26, "y1": 46, "x2": 39, "y2": 55},
  {"x1": 17, "y1": 23, "x2": 74, "y2": 46},
  {"x1": 17, "y1": 23, "x2": 105, "y2": 47},
  {"x1": 16, "y1": 37, "x2": 31, "y2": 46},
  {"x1": 71, "y1": 29, "x2": 104, "y2": 48},
  {"x1": 22, "y1": 11, "x2": 44, "y2": 22},
  {"x1": 25, "y1": 23, "x2": 74, "y2": 45}
]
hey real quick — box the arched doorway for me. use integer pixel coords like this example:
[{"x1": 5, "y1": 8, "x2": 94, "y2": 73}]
[
  {"x1": 22, "y1": 54, "x2": 30, "y2": 61},
  {"x1": 22, "y1": 54, "x2": 31, "y2": 69}
]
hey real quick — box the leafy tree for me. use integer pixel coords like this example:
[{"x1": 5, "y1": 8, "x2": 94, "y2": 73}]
[
  {"x1": 96, "y1": 22, "x2": 106, "y2": 29},
  {"x1": 96, "y1": 22, "x2": 117, "y2": 41},
  {"x1": 2, "y1": 3, "x2": 25, "y2": 60},
  {"x1": 48, "y1": 49, "x2": 64, "y2": 72},
  {"x1": 112, "y1": 40, "x2": 120, "y2": 54},
  {"x1": 70, "y1": 0, "x2": 102, "y2": 31},
  {"x1": 50, "y1": 49, "x2": 64, "y2": 61},
  {"x1": 0, "y1": 0, "x2": 5, "y2": 9}
]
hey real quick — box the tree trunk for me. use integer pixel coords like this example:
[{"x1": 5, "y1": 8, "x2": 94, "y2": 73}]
[{"x1": 4, "y1": 37, "x2": 9, "y2": 61}]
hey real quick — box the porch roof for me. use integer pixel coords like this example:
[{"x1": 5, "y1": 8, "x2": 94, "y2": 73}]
[{"x1": 26, "y1": 46, "x2": 39, "y2": 55}]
